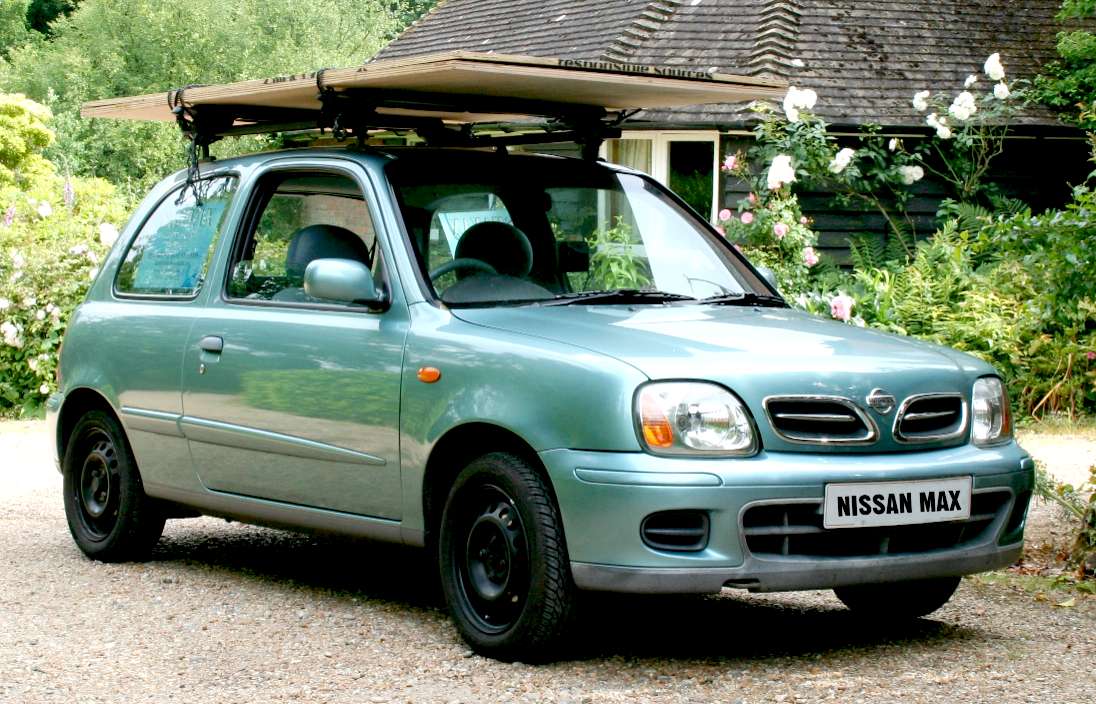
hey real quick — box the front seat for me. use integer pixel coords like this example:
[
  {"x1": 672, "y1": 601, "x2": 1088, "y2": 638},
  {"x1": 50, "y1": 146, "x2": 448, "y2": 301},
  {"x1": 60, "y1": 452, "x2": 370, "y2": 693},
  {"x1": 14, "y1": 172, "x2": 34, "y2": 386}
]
[
  {"x1": 272, "y1": 224, "x2": 371, "y2": 302},
  {"x1": 443, "y1": 221, "x2": 553, "y2": 303}
]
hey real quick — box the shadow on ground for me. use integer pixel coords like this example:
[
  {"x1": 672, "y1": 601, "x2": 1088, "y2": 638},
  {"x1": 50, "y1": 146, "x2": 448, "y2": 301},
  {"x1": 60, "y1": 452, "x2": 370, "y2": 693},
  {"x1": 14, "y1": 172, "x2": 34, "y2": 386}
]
[{"x1": 148, "y1": 519, "x2": 978, "y2": 663}]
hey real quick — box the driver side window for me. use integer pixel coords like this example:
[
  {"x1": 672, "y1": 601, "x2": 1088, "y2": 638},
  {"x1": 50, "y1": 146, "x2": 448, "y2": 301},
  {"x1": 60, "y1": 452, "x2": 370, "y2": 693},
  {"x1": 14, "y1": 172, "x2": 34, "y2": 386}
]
[{"x1": 227, "y1": 172, "x2": 381, "y2": 305}]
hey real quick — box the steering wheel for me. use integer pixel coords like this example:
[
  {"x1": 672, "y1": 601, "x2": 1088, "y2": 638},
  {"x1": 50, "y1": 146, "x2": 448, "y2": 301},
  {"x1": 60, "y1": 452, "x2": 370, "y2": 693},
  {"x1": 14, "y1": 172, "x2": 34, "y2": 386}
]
[{"x1": 429, "y1": 258, "x2": 498, "y2": 281}]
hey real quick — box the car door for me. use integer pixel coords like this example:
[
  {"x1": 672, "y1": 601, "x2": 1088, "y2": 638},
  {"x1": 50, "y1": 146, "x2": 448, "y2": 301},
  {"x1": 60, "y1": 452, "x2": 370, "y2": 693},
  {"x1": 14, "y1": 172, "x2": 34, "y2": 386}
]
[{"x1": 179, "y1": 162, "x2": 407, "y2": 519}]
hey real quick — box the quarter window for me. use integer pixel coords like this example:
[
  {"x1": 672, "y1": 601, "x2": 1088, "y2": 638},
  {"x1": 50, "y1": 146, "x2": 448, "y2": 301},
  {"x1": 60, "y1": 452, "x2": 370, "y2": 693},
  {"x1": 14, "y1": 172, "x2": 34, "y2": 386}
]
[{"x1": 115, "y1": 177, "x2": 237, "y2": 297}]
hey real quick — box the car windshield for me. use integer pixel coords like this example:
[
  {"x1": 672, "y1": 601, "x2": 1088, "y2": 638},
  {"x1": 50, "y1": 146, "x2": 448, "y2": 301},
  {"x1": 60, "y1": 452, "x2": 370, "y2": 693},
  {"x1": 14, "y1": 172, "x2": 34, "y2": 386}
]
[{"x1": 386, "y1": 152, "x2": 772, "y2": 307}]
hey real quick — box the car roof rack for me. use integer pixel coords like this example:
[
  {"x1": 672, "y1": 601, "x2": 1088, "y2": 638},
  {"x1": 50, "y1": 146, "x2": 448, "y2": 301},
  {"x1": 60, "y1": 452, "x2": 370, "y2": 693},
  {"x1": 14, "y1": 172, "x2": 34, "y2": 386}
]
[{"x1": 81, "y1": 51, "x2": 786, "y2": 160}]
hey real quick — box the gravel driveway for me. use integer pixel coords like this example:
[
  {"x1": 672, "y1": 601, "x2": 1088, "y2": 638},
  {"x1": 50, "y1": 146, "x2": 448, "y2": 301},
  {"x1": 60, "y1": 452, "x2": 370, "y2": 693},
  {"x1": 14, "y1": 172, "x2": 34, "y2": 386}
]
[{"x1": 2, "y1": 421, "x2": 1093, "y2": 703}]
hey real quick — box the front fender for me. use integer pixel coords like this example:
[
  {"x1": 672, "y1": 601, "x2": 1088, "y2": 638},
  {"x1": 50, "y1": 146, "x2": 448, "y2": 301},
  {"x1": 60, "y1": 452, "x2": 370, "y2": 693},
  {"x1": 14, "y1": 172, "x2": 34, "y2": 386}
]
[{"x1": 398, "y1": 303, "x2": 649, "y2": 533}]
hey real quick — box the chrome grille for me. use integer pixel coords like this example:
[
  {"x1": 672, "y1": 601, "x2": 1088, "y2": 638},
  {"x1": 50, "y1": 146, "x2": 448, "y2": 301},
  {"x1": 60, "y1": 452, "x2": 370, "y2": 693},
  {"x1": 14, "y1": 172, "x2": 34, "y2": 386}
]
[
  {"x1": 894, "y1": 393, "x2": 967, "y2": 443},
  {"x1": 764, "y1": 396, "x2": 877, "y2": 445},
  {"x1": 741, "y1": 491, "x2": 1010, "y2": 558}
]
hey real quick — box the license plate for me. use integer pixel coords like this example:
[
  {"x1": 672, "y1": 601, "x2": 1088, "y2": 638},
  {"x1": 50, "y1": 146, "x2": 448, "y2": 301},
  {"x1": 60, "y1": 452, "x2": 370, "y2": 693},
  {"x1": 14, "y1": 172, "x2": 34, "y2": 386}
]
[{"x1": 823, "y1": 476, "x2": 972, "y2": 529}]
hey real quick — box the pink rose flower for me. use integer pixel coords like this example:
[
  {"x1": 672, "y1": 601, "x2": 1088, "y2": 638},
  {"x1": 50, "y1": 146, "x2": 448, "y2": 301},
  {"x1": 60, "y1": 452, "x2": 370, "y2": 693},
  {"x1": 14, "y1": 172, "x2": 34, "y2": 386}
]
[
  {"x1": 773, "y1": 222, "x2": 789, "y2": 239},
  {"x1": 802, "y1": 246, "x2": 819, "y2": 267},
  {"x1": 800, "y1": 216, "x2": 809, "y2": 225},
  {"x1": 829, "y1": 293, "x2": 855, "y2": 322},
  {"x1": 740, "y1": 211, "x2": 755, "y2": 225},
  {"x1": 1088, "y1": 351, "x2": 1096, "y2": 361},
  {"x1": 722, "y1": 154, "x2": 737, "y2": 172},
  {"x1": 747, "y1": 193, "x2": 758, "y2": 204},
  {"x1": 718, "y1": 208, "x2": 733, "y2": 222}
]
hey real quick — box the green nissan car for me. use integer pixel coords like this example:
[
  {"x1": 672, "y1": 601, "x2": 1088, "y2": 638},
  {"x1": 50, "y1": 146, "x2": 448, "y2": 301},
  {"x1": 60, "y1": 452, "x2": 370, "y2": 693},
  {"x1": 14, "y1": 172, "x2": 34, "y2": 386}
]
[{"x1": 47, "y1": 144, "x2": 1033, "y2": 660}]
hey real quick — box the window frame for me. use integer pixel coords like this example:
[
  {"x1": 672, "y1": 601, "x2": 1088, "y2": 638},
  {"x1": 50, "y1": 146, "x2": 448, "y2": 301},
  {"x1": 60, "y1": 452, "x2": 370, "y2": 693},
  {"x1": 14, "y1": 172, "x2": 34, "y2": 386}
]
[
  {"x1": 601, "y1": 130, "x2": 721, "y2": 222},
  {"x1": 220, "y1": 162, "x2": 390, "y2": 314},
  {"x1": 112, "y1": 175, "x2": 240, "y2": 302}
]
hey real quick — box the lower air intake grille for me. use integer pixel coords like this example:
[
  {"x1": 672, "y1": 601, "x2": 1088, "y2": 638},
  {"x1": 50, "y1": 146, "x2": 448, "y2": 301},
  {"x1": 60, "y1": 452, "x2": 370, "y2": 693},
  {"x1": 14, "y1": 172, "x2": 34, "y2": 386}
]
[
  {"x1": 742, "y1": 491, "x2": 1010, "y2": 558},
  {"x1": 641, "y1": 510, "x2": 710, "y2": 552},
  {"x1": 895, "y1": 393, "x2": 967, "y2": 443},
  {"x1": 764, "y1": 397, "x2": 877, "y2": 445}
]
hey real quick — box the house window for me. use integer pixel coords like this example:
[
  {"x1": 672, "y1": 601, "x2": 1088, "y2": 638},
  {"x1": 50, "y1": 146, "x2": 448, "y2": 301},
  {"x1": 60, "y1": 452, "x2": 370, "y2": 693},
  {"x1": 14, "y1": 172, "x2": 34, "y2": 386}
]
[{"x1": 602, "y1": 131, "x2": 719, "y2": 221}]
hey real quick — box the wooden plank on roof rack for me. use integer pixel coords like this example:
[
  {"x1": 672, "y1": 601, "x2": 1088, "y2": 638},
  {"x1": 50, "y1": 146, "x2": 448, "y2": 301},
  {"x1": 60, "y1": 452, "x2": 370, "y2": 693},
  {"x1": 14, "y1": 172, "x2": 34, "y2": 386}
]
[{"x1": 80, "y1": 51, "x2": 787, "y2": 126}]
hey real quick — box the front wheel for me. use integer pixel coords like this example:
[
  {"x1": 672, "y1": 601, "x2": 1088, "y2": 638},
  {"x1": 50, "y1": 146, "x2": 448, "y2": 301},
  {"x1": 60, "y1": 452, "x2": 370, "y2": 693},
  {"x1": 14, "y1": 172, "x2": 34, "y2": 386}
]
[
  {"x1": 62, "y1": 410, "x2": 165, "y2": 562},
  {"x1": 834, "y1": 576, "x2": 961, "y2": 618},
  {"x1": 438, "y1": 452, "x2": 575, "y2": 661}
]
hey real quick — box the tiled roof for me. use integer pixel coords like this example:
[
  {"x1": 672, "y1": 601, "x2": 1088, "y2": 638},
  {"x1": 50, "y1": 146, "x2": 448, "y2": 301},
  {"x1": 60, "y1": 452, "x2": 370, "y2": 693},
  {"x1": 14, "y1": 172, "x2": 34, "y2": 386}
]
[{"x1": 377, "y1": 0, "x2": 1082, "y2": 129}]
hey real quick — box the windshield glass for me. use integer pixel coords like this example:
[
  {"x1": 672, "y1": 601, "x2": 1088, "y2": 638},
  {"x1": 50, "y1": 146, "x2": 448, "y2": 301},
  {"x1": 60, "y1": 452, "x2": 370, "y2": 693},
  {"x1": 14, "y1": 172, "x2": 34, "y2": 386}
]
[{"x1": 386, "y1": 153, "x2": 768, "y2": 306}]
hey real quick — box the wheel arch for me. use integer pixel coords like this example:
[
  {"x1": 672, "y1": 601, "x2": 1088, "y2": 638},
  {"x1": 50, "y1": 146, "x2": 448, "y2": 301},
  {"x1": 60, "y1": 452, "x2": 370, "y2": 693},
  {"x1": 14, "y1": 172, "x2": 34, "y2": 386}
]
[
  {"x1": 56, "y1": 387, "x2": 122, "y2": 465},
  {"x1": 421, "y1": 422, "x2": 555, "y2": 550}
]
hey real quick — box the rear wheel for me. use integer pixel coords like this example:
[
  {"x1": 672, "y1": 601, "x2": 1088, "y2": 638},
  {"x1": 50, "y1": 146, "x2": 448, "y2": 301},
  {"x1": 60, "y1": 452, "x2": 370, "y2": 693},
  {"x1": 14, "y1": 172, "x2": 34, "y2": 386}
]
[
  {"x1": 834, "y1": 576, "x2": 961, "y2": 618},
  {"x1": 62, "y1": 410, "x2": 165, "y2": 561},
  {"x1": 438, "y1": 452, "x2": 574, "y2": 661}
]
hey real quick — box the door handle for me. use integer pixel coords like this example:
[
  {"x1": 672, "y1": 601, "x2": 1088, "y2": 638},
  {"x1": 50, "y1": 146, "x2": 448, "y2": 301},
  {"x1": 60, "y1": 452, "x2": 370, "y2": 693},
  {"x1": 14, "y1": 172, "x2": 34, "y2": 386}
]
[{"x1": 198, "y1": 335, "x2": 224, "y2": 354}]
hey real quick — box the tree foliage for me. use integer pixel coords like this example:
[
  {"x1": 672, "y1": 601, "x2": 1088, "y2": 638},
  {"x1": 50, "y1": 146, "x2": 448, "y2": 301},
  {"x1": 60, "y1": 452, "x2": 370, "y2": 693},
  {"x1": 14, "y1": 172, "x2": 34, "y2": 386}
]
[
  {"x1": 1034, "y1": 1, "x2": 1096, "y2": 130},
  {"x1": 0, "y1": 92, "x2": 130, "y2": 414},
  {"x1": 0, "y1": 0, "x2": 398, "y2": 193}
]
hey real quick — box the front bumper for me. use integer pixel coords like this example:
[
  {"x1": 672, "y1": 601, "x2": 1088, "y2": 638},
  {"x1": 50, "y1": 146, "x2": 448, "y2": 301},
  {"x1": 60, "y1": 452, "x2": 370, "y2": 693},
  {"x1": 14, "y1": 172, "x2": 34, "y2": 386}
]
[{"x1": 539, "y1": 442, "x2": 1033, "y2": 594}]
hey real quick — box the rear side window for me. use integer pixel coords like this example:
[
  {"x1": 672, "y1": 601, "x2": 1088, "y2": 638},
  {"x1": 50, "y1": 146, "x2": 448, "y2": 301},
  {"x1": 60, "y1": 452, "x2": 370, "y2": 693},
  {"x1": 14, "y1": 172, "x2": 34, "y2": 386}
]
[{"x1": 115, "y1": 177, "x2": 237, "y2": 297}]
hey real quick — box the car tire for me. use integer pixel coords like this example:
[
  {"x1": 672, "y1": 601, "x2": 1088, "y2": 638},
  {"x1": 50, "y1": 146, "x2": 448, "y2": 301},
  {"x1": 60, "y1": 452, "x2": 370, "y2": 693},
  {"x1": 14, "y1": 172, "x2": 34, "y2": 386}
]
[
  {"x1": 62, "y1": 410, "x2": 165, "y2": 562},
  {"x1": 438, "y1": 452, "x2": 575, "y2": 661},
  {"x1": 833, "y1": 576, "x2": 961, "y2": 618}
]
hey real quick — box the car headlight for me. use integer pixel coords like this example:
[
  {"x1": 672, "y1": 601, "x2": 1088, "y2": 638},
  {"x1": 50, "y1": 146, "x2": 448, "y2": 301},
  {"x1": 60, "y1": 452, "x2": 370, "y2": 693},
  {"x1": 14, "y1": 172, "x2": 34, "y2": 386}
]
[
  {"x1": 635, "y1": 382, "x2": 757, "y2": 456},
  {"x1": 972, "y1": 376, "x2": 1012, "y2": 446}
]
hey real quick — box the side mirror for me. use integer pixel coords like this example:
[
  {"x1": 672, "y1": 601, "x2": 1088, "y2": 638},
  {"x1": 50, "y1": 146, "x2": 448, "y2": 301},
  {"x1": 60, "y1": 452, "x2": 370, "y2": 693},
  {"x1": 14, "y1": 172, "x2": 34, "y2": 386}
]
[
  {"x1": 304, "y1": 258, "x2": 387, "y2": 309},
  {"x1": 756, "y1": 265, "x2": 780, "y2": 291}
]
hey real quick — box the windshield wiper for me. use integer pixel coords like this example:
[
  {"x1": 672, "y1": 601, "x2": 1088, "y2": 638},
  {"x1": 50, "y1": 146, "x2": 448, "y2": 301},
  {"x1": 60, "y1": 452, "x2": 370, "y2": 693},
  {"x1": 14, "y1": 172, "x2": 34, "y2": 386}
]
[
  {"x1": 538, "y1": 289, "x2": 697, "y2": 307},
  {"x1": 702, "y1": 292, "x2": 787, "y2": 308}
]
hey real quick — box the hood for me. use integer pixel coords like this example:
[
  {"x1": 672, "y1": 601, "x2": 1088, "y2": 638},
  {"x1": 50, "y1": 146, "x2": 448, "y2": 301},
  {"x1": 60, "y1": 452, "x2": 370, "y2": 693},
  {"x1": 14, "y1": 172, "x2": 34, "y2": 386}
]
[{"x1": 454, "y1": 304, "x2": 994, "y2": 453}]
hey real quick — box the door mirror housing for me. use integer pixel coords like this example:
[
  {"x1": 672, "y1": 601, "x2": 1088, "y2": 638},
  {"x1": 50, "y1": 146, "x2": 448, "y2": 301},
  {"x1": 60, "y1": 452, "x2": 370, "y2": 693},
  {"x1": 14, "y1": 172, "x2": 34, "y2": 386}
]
[{"x1": 304, "y1": 258, "x2": 387, "y2": 309}]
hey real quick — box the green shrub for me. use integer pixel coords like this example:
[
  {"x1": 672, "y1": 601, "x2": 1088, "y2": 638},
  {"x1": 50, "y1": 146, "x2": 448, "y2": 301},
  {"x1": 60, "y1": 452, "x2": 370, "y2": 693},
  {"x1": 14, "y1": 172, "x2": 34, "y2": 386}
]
[{"x1": 0, "y1": 92, "x2": 130, "y2": 415}]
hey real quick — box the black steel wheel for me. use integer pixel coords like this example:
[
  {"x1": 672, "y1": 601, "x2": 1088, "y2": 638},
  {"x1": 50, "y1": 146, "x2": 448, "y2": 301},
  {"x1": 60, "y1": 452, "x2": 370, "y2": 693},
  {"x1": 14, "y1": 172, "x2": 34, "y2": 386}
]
[
  {"x1": 62, "y1": 410, "x2": 165, "y2": 561},
  {"x1": 834, "y1": 576, "x2": 961, "y2": 618},
  {"x1": 439, "y1": 452, "x2": 575, "y2": 661}
]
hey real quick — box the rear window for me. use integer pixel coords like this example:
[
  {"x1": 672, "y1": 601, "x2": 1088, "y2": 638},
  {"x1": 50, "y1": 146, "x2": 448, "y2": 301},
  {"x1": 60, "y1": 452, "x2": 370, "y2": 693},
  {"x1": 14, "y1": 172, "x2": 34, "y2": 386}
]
[{"x1": 115, "y1": 177, "x2": 237, "y2": 297}]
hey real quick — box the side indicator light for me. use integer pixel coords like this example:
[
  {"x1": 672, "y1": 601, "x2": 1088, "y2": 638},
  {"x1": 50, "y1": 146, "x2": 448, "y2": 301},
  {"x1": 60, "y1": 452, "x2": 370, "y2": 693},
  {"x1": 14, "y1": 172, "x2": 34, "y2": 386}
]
[
  {"x1": 640, "y1": 396, "x2": 674, "y2": 448},
  {"x1": 417, "y1": 367, "x2": 442, "y2": 384}
]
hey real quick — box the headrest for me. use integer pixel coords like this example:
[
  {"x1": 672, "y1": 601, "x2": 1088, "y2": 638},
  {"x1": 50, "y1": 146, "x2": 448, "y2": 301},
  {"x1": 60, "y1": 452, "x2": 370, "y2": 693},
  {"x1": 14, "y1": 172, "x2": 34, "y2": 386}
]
[
  {"x1": 285, "y1": 225, "x2": 370, "y2": 278},
  {"x1": 454, "y1": 221, "x2": 534, "y2": 278}
]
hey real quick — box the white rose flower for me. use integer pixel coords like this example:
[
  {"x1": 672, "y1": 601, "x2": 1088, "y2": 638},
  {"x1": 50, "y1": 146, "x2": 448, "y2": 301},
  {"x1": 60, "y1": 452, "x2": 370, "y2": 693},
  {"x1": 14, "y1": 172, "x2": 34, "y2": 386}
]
[
  {"x1": 782, "y1": 86, "x2": 818, "y2": 123},
  {"x1": 912, "y1": 90, "x2": 931, "y2": 111},
  {"x1": 767, "y1": 154, "x2": 797, "y2": 190},
  {"x1": 1, "y1": 320, "x2": 21, "y2": 348},
  {"x1": 994, "y1": 82, "x2": 1011, "y2": 100},
  {"x1": 35, "y1": 309, "x2": 45, "y2": 321},
  {"x1": 36, "y1": 201, "x2": 53, "y2": 218},
  {"x1": 888, "y1": 138, "x2": 899, "y2": 152},
  {"x1": 984, "y1": 52, "x2": 1005, "y2": 81},
  {"x1": 28, "y1": 358, "x2": 38, "y2": 371},
  {"x1": 948, "y1": 91, "x2": 977, "y2": 122},
  {"x1": 965, "y1": 74, "x2": 978, "y2": 88},
  {"x1": 87, "y1": 251, "x2": 99, "y2": 265},
  {"x1": 828, "y1": 147, "x2": 856, "y2": 174},
  {"x1": 12, "y1": 252, "x2": 25, "y2": 268},
  {"x1": 69, "y1": 243, "x2": 89, "y2": 256},
  {"x1": 898, "y1": 165, "x2": 925, "y2": 185},
  {"x1": 23, "y1": 296, "x2": 35, "y2": 307},
  {"x1": 926, "y1": 113, "x2": 953, "y2": 140},
  {"x1": 39, "y1": 383, "x2": 49, "y2": 395},
  {"x1": 0, "y1": 298, "x2": 9, "y2": 311},
  {"x1": 98, "y1": 223, "x2": 120, "y2": 247}
]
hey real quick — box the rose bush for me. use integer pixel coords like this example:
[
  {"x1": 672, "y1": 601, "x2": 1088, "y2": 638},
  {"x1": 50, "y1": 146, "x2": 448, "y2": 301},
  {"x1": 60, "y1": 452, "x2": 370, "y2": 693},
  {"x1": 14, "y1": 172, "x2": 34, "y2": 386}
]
[
  {"x1": 719, "y1": 55, "x2": 1095, "y2": 417},
  {"x1": 0, "y1": 93, "x2": 129, "y2": 415}
]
